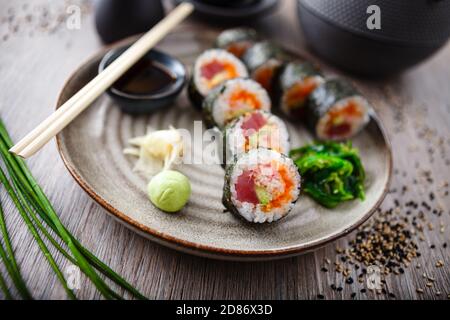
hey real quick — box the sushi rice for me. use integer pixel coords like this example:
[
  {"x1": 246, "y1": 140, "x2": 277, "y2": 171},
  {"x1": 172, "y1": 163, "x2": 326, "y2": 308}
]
[
  {"x1": 192, "y1": 49, "x2": 248, "y2": 97},
  {"x1": 224, "y1": 111, "x2": 290, "y2": 166},
  {"x1": 203, "y1": 78, "x2": 271, "y2": 129},
  {"x1": 278, "y1": 62, "x2": 324, "y2": 118},
  {"x1": 215, "y1": 28, "x2": 258, "y2": 58},
  {"x1": 307, "y1": 79, "x2": 371, "y2": 141},
  {"x1": 316, "y1": 96, "x2": 370, "y2": 141},
  {"x1": 223, "y1": 148, "x2": 301, "y2": 223},
  {"x1": 242, "y1": 41, "x2": 284, "y2": 95}
]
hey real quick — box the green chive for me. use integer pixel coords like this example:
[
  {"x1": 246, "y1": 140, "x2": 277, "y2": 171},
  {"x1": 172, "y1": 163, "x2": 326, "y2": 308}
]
[
  {"x1": 0, "y1": 119, "x2": 146, "y2": 300},
  {"x1": 0, "y1": 167, "x2": 77, "y2": 299},
  {"x1": 0, "y1": 268, "x2": 13, "y2": 300},
  {"x1": 0, "y1": 198, "x2": 32, "y2": 299}
]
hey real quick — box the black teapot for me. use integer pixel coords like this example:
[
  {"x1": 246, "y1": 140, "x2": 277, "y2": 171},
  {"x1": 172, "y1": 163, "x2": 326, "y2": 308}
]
[{"x1": 297, "y1": 0, "x2": 450, "y2": 76}]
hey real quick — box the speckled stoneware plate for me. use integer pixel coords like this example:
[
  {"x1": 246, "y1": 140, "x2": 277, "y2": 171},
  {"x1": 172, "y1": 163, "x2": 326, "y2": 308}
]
[{"x1": 56, "y1": 30, "x2": 392, "y2": 261}]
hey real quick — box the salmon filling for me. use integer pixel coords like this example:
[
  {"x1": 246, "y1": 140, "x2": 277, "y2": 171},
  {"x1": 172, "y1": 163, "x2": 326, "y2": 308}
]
[
  {"x1": 253, "y1": 59, "x2": 282, "y2": 93},
  {"x1": 283, "y1": 76, "x2": 323, "y2": 110},
  {"x1": 225, "y1": 89, "x2": 263, "y2": 121},
  {"x1": 229, "y1": 90, "x2": 262, "y2": 110},
  {"x1": 240, "y1": 112, "x2": 282, "y2": 153},
  {"x1": 201, "y1": 59, "x2": 238, "y2": 89},
  {"x1": 226, "y1": 41, "x2": 253, "y2": 58},
  {"x1": 318, "y1": 97, "x2": 367, "y2": 140},
  {"x1": 235, "y1": 163, "x2": 294, "y2": 212}
]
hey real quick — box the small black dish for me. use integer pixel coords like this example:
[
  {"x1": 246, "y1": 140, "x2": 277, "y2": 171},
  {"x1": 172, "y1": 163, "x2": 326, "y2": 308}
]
[
  {"x1": 99, "y1": 46, "x2": 186, "y2": 115},
  {"x1": 172, "y1": 0, "x2": 279, "y2": 22}
]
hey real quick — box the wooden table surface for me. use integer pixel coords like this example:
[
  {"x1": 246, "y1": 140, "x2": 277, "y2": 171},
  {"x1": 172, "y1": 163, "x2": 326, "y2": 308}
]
[{"x1": 0, "y1": 0, "x2": 449, "y2": 300}]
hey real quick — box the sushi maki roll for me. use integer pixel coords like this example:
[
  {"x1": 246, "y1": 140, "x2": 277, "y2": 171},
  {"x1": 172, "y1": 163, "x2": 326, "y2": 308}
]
[
  {"x1": 203, "y1": 78, "x2": 271, "y2": 129},
  {"x1": 223, "y1": 110, "x2": 290, "y2": 166},
  {"x1": 223, "y1": 148, "x2": 301, "y2": 223},
  {"x1": 242, "y1": 41, "x2": 284, "y2": 96},
  {"x1": 307, "y1": 79, "x2": 371, "y2": 141},
  {"x1": 278, "y1": 62, "x2": 324, "y2": 119},
  {"x1": 189, "y1": 49, "x2": 248, "y2": 110},
  {"x1": 215, "y1": 28, "x2": 258, "y2": 59}
]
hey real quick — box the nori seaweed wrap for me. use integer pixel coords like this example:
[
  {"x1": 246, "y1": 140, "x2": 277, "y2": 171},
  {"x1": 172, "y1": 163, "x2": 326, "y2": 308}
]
[
  {"x1": 306, "y1": 79, "x2": 371, "y2": 141},
  {"x1": 202, "y1": 78, "x2": 271, "y2": 129},
  {"x1": 215, "y1": 28, "x2": 259, "y2": 58},
  {"x1": 277, "y1": 61, "x2": 324, "y2": 119},
  {"x1": 241, "y1": 41, "x2": 284, "y2": 96},
  {"x1": 188, "y1": 49, "x2": 248, "y2": 110},
  {"x1": 223, "y1": 148, "x2": 301, "y2": 223},
  {"x1": 202, "y1": 84, "x2": 224, "y2": 128},
  {"x1": 222, "y1": 110, "x2": 290, "y2": 167},
  {"x1": 187, "y1": 77, "x2": 205, "y2": 111}
]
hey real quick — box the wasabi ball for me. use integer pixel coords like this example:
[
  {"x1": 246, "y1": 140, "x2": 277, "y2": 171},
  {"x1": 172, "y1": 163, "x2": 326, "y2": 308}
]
[{"x1": 147, "y1": 170, "x2": 191, "y2": 212}]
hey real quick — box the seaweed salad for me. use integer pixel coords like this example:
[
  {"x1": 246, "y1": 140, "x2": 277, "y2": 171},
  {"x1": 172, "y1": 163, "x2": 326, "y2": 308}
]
[{"x1": 289, "y1": 142, "x2": 365, "y2": 208}]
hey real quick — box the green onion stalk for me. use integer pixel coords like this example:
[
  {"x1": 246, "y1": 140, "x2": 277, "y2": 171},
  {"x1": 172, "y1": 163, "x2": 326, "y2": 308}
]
[
  {"x1": 0, "y1": 268, "x2": 13, "y2": 299},
  {"x1": 0, "y1": 198, "x2": 31, "y2": 299},
  {"x1": 0, "y1": 119, "x2": 147, "y2": 300}
]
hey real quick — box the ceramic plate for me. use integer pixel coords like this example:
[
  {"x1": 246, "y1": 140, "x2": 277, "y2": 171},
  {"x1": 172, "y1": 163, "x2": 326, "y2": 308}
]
[{"x1": 56, "y1": 30, "x2": 392, "y2": 261}]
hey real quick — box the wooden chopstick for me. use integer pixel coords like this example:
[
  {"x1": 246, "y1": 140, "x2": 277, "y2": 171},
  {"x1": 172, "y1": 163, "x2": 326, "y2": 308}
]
[{"x1": 10, "y1": 2, "x2": 194, "y2": 158}]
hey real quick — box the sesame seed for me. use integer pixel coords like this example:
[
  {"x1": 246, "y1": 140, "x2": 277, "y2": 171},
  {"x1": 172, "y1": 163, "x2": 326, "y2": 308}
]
[{"x1": 327, "y1": 182, "x2": 448, "y2": 300}]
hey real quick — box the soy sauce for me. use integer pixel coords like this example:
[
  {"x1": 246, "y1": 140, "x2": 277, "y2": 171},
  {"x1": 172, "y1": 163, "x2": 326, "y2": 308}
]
[{"x1": 113, "y1": 58, "x2": 176, "y2": 95}]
